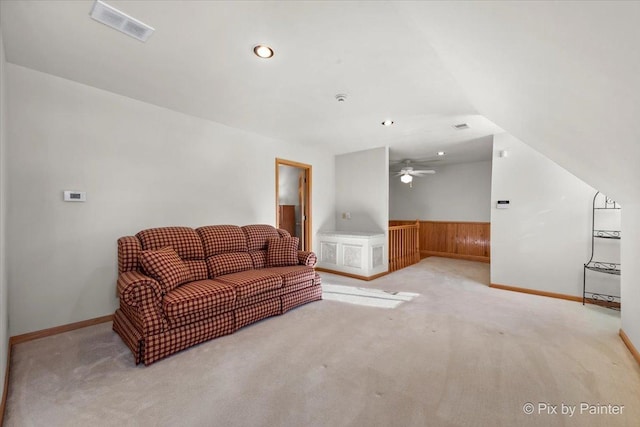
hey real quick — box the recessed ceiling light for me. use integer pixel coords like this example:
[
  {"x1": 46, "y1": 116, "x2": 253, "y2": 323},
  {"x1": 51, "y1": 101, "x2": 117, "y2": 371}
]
[
  {"x1": 253, "y1": 45, "x2": 274, "y2": 58},
  {"x1": 382, "y1": 120, "x2": 394, "y2": 126},
  {"x1": 437, "y1": 151, "x2": 446, "y2": 156}
]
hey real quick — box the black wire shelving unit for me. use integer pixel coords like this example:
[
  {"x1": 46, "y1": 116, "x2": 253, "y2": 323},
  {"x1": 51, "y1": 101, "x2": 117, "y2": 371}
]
[{"x1": 583, "y1": 192, "x2": 621, "y2": 310}]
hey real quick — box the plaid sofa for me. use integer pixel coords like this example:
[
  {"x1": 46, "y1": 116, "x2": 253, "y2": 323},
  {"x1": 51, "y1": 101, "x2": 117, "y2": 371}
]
[{"x1": 113, "y1": 224, "x2": 322, "y2": 365}]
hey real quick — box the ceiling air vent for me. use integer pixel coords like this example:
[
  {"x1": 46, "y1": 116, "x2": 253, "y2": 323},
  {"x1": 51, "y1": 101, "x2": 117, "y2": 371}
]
[
  {"x1": 453, "y1": 123, "x2": 470, "y2": 130},
  {"x1": 90, "y1": 0, "x2": 155, "y2": 42}
]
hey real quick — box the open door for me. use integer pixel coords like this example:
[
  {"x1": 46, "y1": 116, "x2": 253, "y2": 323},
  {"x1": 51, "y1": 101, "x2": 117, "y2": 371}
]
[{"x1": 275, "y1": 158, "x2": 312, "y2": 251}]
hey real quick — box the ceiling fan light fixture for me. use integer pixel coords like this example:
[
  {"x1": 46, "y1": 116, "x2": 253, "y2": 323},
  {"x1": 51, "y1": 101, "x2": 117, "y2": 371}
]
[
  {"x1": 400, "y1": 174, "x2": 413, "y2": 184},
  {"x1": 253, "y1": 45, "x2": 274, "y2": 58}
]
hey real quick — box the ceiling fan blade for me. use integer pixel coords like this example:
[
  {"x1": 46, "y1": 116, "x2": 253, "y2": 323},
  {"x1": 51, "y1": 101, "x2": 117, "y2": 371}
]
[
  {"x1": 410, "y1": 170, "x2": 436, "y2": 175},
  {"x1": 390, "y1": 157, "x2": 441, "y2": 165},
  {"x1": 408, "y1": 156, "x2": 444, "y2": 164}
]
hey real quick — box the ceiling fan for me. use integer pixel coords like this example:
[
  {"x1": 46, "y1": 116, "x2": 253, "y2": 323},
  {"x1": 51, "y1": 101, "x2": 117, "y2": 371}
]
[{"x1": 391, "y1": 160, "x2": 436, "y2": 185}]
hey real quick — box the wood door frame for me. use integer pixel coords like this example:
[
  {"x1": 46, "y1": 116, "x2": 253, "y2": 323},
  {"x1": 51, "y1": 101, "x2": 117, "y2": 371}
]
[{"x1": 275, "y1": 158, "x2": 312, "y2": 252}]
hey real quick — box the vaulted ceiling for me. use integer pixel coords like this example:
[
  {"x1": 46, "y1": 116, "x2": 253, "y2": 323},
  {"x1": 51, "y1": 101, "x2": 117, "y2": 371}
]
[
  {"x1": 1, "y1": 1, "x2": 638, "y2": 201},
  {"x1": 396, "y1": 1, "x2": 640, "y2": 202}
]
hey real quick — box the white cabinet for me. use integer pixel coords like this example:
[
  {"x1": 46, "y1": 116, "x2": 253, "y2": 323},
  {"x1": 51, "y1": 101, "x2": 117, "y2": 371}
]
[{"x1": 316, "y1": 231, "x2": 387, "y2": 278}]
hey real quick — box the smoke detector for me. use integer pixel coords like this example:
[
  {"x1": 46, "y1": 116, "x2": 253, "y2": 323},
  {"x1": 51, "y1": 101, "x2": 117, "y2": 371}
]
[
  {"x1": 335, "y1": 94, "x2": 348, "y2": 102},
  {"x1": 90, "y1": 0, "x2": 155, "y2": 42}
]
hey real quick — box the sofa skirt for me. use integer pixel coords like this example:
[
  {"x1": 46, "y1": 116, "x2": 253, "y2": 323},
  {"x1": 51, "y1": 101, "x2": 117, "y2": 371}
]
[
  {"x1": 234, "y1": 297, "x2": 282, "y2": 331},
  {"x1": 282, "y1": 284, "x2": 323, "y2": 313},
  {"x1": 144, "y1": 311, "x2": 235, "y2": 365},
  {"x1": 115, "y1": 282, "x2": 323, "y2": 365},
  {"x1": 113, "y1": 308, "x2": 144, "y2": 365}
]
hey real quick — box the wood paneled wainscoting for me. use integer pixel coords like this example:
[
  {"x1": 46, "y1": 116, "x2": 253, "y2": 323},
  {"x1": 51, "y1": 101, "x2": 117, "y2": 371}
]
[
  {"x1": 388, "y1": 220, "x2": 420, "y2": 272},
  {"x1": 389, "y1": 220, "x2": 490, "y2": 263}
]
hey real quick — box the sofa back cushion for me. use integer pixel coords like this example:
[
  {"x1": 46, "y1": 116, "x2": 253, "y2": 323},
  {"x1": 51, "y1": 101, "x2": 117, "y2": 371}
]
[
  {"x1": 196, "y1": 225, "x2": 247, "y2": 257},
  {"x1": 207, "y1": 252, "x2": 253, "y2": 278},
  {"x1": 137, "y1": 227, "x2": 205, "y2": 260},
  {"x1": 241, "y1": 224, "x2": 280, "y2": 252},
  {"x1": 118, "y1": 236, "x2": 142, "y2": 274},
  {"x1": 136, "y1": 227, "x2": 207, "y2": 281},
  {"x1": 249, "y1": 250, "x2": 267, "y2": 269},
  {"x1": 140, "y1": 247, "x2": 195, "y2": 293},
  {"x1": 183, "y1": 260, "x2": 209, "y2": 281},
  {"x1": 277, "y1": 229, "x2": 291, "y2": 238}
]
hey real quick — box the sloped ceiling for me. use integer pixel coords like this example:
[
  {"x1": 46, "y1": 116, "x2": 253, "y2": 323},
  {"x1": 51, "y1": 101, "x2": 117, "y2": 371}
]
[
  {"x1": 0, "y1": 0, "x2": 501, "y2": 165},
  {"x1": 397, "y1": 1, "x2": 640, "y2": 202},
  {"x1": 1, "y1": 1, "x2": 638, "y2": 200}
]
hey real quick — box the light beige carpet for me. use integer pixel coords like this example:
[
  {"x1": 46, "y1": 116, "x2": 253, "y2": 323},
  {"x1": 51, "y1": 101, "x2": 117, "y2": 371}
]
[{"x1": 5, "y1": 258, "x2": 640, "y2": 427}]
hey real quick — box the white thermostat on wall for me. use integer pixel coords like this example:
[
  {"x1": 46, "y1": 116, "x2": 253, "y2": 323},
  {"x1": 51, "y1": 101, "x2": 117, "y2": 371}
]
[
  {"x1": 63, "y1": 191, "x2": 86, "y2": 202},
  {"x1": 496, "y1": 200, "x2": 510, "y2": 209}
]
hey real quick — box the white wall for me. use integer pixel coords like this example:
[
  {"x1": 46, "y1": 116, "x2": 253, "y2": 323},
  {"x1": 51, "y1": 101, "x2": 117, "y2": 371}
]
[
  {"x1": 621, "y1": 204, "x2": 640, "y2": 351},
  {"x1": 6, "y1": 64, "x2": 335, "y2": 336},
  {"x1": 0, "y1": 24, "x2": 9, "y2": 389},
  {"x1": 389, "y1": 160, "x2": 491, "y2": 222},
  {"x1": 491, "y1": 133, "x2": 603, "y2": 297},
  {"x1": 335, "y1": 147, "x2": 389, "y2": 234}
]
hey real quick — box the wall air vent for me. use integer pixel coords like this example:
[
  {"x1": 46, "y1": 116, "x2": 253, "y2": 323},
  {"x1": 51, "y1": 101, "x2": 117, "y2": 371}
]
[
  {"x1": 453, "y1": 123, "x2": 470, "y2": 130},
  {"x1": 90, "y1": 0, "x2": 155, "y2": 42}
]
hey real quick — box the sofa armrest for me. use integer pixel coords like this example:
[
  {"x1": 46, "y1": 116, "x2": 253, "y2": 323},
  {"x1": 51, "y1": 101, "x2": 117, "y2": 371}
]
[
  {"x1": 298, "y1": 251, "x2": 317, "y2": 267},
  {"x1": 117, "y1": 271, "x2": 167, "y2": 336}
]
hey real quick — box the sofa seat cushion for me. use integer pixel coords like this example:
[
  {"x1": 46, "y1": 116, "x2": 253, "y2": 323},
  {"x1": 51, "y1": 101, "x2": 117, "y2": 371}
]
[
  {"x1": 264, "y1": 265, "x2": 315, "y2": 288},
  {"x1": 163, "y1": 280, "x2": 235, "y2": 320},
  {"x1": 216, "y1": 270, "x2": 283, "y2": 299}
]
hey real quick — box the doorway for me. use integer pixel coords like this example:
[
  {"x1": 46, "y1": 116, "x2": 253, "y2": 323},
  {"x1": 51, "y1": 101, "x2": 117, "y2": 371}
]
[{"x1": 275, "y1": 158, "x2": 312, "y2": 251}]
